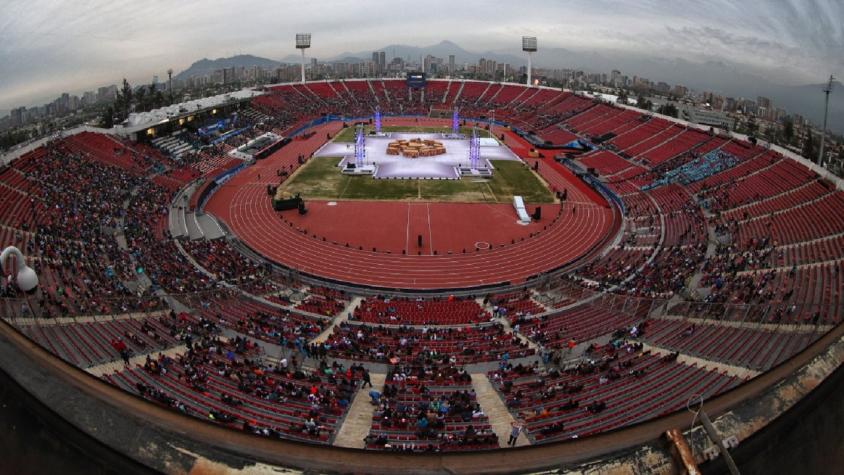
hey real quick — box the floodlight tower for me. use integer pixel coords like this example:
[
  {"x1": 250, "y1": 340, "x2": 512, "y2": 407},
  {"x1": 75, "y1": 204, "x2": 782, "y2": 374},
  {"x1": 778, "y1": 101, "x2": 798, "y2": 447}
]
[
  {"x1": 295, "y1": 33, "x2": 311, "y2": 83},
  {"x1": 522, "y1": 36, "x2": 538, "y2": 86},
  {"x1": 167, "y1": 68, "x2": 173, "y2": 103},
  {"x1": 818, "y1": 74, "x2": 835, "y2": 165}
]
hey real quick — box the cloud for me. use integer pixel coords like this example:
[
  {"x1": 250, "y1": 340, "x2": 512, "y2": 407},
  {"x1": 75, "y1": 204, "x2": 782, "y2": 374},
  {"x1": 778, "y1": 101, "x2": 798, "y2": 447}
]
[{"x1": 0, "y1": 0, "x2": 841, "y2": 109}]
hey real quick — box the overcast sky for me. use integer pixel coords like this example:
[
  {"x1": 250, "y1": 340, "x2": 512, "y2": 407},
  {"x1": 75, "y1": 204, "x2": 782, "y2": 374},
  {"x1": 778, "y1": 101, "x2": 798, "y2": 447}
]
[{"x1": 1, "y1": 0, "x2": 841, "y2": 110}]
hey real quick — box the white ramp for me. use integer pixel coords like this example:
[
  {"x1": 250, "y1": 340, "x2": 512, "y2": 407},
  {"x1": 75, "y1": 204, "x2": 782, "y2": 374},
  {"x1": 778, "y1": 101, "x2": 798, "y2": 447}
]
[
  {"x1": 196, "y1": 213, "x2": 226, "y2": 240},
  {"x1": 513, "y1": 196, "x2": 531, "y2": 224}
]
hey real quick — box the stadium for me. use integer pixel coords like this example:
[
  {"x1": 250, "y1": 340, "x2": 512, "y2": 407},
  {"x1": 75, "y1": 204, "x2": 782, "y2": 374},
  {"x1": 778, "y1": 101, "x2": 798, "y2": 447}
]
[{"x1": 1, "y1": 42, "x2": 843, "y2": 474}]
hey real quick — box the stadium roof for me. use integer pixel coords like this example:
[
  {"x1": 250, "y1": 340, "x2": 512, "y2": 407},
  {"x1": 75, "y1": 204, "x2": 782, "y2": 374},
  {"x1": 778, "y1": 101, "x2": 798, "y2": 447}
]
[{"x1": 116, "y1": 88, "x2": 263, "y2": 134}]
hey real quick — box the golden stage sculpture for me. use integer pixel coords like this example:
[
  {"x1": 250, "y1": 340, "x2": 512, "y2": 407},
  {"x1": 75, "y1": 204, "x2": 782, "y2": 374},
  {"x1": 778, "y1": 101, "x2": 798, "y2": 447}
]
[{"x1": 386, "y1": 138, "x2": 446, "y2": 158}]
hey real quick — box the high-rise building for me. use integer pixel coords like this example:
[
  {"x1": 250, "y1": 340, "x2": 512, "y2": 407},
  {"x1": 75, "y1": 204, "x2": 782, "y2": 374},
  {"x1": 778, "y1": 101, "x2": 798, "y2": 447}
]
[
  {"x1": 389, "y1": 57, "x2": 404, "y2": 73},
  {"x1": 97, "y1": 85, "x2": 117, "y2": 103},
  {"x1": 610, "y1": 70, "x2": 621, "y2": 86},
  {"x1": 478, "y1": 58, "x2": 497, "y2": 79},
  {"x1": 10, "y1": 107, "x2": 25, "y2": 127},
  {"x1": 448, "y1": 55, "x2": 455, "y2": 76},
  {"x1": 369, "y1": 51, "x2": 386, "y2": 76}
]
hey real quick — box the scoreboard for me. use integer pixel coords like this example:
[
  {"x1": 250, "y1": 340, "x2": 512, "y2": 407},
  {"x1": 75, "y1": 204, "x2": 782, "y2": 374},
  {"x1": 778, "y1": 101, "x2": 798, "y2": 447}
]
[{"x1": 406, "y1": 72, "x2": 426, "y2": 89}]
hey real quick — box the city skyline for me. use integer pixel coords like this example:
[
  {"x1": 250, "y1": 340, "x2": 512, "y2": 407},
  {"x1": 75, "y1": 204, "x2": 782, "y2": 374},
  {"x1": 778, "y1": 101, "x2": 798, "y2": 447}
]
[{"x1": 1, "y1": 0, "x2": 842, "y2": 110}]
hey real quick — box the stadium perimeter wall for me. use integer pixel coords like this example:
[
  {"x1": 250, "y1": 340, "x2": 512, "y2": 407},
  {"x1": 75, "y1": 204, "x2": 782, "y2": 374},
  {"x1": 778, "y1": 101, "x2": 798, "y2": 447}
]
[{"x1": 0, "y1": 312, "x2": 841, "y2": 474}]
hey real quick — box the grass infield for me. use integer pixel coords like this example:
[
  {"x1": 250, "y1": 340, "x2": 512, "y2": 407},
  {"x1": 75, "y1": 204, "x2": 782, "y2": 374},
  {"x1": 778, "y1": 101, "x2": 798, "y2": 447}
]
[{"x1": 277, "y1": 157, "x2": 554, "y2": 203}]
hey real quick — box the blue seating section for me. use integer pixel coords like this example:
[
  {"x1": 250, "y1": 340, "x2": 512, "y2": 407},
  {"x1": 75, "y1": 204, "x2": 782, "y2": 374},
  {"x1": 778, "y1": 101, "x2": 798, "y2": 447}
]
[{"x1": 645, "y1": 150, "x2": 738, "y2": 190}]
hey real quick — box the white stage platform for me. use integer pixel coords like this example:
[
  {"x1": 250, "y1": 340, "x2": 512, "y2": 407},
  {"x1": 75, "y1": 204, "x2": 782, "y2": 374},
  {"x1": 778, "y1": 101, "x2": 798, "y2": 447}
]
[{"x1": 316, "y1": 133, "x2": 519, "y2": 180}]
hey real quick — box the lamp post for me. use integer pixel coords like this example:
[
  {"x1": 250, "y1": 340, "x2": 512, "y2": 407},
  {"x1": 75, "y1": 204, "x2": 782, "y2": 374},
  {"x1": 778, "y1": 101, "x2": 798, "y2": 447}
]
[
  {"x1": 818, "y1": 75, "x2": 835, "y2": 165},
  {"x1": 522, "y1": 36, "x2": 538, "y2": 86},
  {"x1": 488, "y1": 109, "x2": 496, "y2": 138},
  {"x1": 296, "y1": 34, "x2": 312, "y2": 84},
  {"x1": 167, "y1": 68, "x2": 173, "y2": 104}
]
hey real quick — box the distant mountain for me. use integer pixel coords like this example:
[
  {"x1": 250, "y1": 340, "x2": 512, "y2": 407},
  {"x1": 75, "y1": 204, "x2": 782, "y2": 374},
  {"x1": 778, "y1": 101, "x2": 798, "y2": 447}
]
[{"x1": 174, "y1": 54, "x2": 284, "y2": 81}]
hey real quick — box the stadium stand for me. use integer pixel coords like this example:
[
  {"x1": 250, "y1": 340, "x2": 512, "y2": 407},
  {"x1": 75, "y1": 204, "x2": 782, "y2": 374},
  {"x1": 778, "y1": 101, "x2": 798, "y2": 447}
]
[{"x1": 1, "y1": 79, "x2": 841, "y2": 464}]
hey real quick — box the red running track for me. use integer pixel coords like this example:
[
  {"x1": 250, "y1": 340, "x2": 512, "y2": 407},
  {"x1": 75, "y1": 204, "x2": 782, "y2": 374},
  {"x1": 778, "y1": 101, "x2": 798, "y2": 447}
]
[
  {"x1": 277, "y1": 201, "x2": 555, "y2": 254},
  {"x1": 205, "y1": 119, "x2": 618, "y2": 290}
]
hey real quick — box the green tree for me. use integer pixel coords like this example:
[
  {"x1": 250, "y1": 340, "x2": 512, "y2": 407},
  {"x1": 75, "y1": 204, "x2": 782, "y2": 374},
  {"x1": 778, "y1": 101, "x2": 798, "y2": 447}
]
[
  {"x1": 147, "y1": 82, "x2": 160, "y2": 109},
  {"x1": 116, "y1": 78, "x2": 133, "y2": 120},
  {"x1": 764, "y1": 125, "x2": 777, "y2": 143},
  {"x1": 100, "y1": 106, "x2": 114, "y2": 128},
  {"x1": 657, "y1": 103, "x2": 678, "y2": 118},
  {"x1": 746, "y1": 117, "x2": 758, "y2": 136},
  {"x1": 636, "y1": 95, "x2": 652, "y2": 111},
  {"x1": 803, "y1": 132, "x2": 815, "y2": 159},
  {"x1": 782, "y1": 118, "x2": 794, "y2": 144},
  {"x1": 0, "y1": 129, "x2": 31, "y2": 150},
  {"x1": 154, "y1": 89, "x2": 165, "y2": 109},
  {"x1": 135, "y1": 86, "x2": 147, "y2": 112},
  {"x1": 836, "y1": 141, "x2": 844, "y2": 172}
]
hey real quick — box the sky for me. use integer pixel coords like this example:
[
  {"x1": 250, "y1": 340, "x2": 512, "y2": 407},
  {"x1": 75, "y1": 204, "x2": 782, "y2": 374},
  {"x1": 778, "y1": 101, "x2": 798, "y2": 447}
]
[{"x1": 0, "y1": 0, "x2": 842, "y2": 110}]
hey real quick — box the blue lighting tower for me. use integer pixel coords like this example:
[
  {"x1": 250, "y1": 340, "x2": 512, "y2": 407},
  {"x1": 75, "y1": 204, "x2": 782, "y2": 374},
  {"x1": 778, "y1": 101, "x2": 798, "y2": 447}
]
[
  {"x1": 374, "y1": 108, "x2": 382, "y2": 134},
  {"x1": 469, "y1": 127, "x2": 480, "y2": 170},
  {"x1": 354, "y1": 126, "x2": 365, "y2": 167},
  {"x1": 452, "y1": 107, "x2": 459, "y2": 135}
]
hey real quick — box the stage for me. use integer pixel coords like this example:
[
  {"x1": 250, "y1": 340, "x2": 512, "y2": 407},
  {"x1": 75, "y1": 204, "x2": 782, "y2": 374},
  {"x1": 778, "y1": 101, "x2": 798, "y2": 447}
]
[{"x1": 315, "y1": 132, "x2": 519, "y2": 180}]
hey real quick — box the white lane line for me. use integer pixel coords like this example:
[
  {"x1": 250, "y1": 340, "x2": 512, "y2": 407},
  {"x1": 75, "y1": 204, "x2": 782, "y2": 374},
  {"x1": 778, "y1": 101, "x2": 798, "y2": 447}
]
[
  {"x1": 405, "y1": 203, "x2": 411, "y2": 252},
  {"x1": 426, "y1": 202, "x2": 434, "y2": 255}
]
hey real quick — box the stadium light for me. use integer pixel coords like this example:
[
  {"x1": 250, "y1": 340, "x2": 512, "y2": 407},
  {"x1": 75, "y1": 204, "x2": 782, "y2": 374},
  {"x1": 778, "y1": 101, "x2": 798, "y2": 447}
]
[
  {"x1": 1, "y1": 246, "x2": 38, "y2": 293},
  {"x1": 167, "y1": 68, "x2": 173, "y2": 103},
  {"x1": 296, "y1": 33, "x2": 312, "y2": 84},
  {"x1": 818, "y1": 74, "x2": 834, "y2": 165},
  {"x1": 522, "y1": 36, "x2": 538, "y2": 86}
]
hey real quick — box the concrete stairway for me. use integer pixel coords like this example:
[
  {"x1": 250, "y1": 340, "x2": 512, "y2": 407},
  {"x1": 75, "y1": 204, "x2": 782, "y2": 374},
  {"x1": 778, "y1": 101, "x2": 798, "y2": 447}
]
[
  {"x1": 86, "y1": 344, "x2": 187, "y2": 377},
  {"x1": 332, "y1": 372, "x2": 386, "y2": 448},
  {"x1": 470, "y1": 373, "x2": 530, "y2": 447},
  {"x1": 185, "y1": 211, "x2": 204, "y2": 240}
]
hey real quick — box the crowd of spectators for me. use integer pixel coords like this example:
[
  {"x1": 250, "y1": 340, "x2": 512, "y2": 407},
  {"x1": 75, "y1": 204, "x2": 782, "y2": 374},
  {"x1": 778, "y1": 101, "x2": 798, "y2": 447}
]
[
  {"x1": 365, "y1": 363, "x2": 497, "y2": 451},
  {"x1": 129, "y1": 331, "x2": 357, "y2": 442},
  {"x1": 324, "y1": 323, "x2": 533, "y2": 364}
]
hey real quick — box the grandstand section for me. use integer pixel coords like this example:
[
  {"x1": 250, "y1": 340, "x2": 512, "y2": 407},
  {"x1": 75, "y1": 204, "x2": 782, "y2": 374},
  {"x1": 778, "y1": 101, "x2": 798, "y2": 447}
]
[{"x1": 1, "y1": 77, "x2": 842, "y2": 475}]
